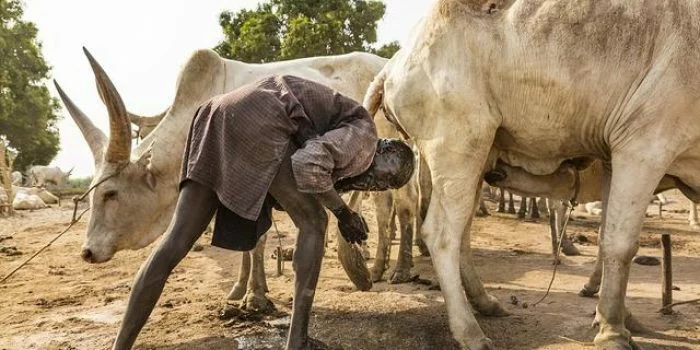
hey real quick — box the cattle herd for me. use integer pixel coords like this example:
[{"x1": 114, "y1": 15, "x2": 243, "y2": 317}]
[
  {"x1": 3, "y1": 1, "x2": 700, "y2": 349},
  {"x1": 0, "y1": 166, "x2": 72, "y2": 211}
]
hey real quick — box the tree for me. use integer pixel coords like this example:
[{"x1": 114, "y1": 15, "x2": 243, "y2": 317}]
[
  {"x1": 0, "y1": 0, "x2": 60, "y2": 171},
  {"x1": 372, "y1": 40, "x2": 400, "y2": 59},
  {"x1": 215, "y1": 0, "x2": 400, "y2": 63}
]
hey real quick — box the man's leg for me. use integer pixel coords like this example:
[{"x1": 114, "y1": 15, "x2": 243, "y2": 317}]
[
  {"x1": 112, "y1": 181, "x2": 217, "y2": 350},
  {"x1": 269, "y1": 151, "x2": 328, "y2": 350}
]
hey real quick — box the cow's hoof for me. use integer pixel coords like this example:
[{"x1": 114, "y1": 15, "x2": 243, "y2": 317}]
[
  {"x1": 227, "y1": 282, "x2": 246, "y2": 301},
  {"x1": 552, "y1": 258, "x2": 562, "y2": 265},
  {"x1": 241, "y1": 293, "x2": 275, "y2": 313},
  {"x1": 466, "y1": 337, "x2": 494, "y2": 350},
  {"x1": 561, "y1": 244, "x2": 581, "y2": 256},
  {"x1": 370, "y1": 267, "x2": 385, "y2": 283},
  {"x1": 507, "y1": 208, "x2": 516, "y2": 214},
  {"x1": 474, "y1": 295, "x2": 510, "y2": 317},
  {"x1": 578, "y1": 285, "x2": 599, "y2": 298},
  {"x1": 416, "y1": 240, "x2": 430, "y2": 257},
  {"x1": 389, "y1": 270, "x2": 414, "y2": 284}
]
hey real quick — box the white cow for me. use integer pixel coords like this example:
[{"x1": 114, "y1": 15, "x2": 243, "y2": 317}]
[
  {"x1": 11, "y1": 171, "x2": 22, "y2": 186},
  {"x1": 56, "y1": 48, "x2": 389, "y2": 307},
  {"x1": 488, "y1": 159, "x2": 696, "y2": 299},
  {"x1": 11, "y1": 192, "x2": 47, "y2": 210},
  {"x1": 27, "y1": 165, "x2": 73, "y2": 187},
  {"x1": 0, "y1": 186, "x2": 59, "y2": 206},
  {"x1": 363, "y1": 1, "x2": 700, "y2": 349}
]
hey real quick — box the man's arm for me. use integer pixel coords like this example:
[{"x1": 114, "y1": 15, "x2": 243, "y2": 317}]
[{"x1": 314, "y1": 189, "x2": 368, "y2": 245}]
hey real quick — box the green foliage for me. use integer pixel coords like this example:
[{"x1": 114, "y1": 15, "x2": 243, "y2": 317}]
[
  {"x1": 215, "y1": 0, "x2": 399, "y2": 62},
  {"x1": 372, "y1": 40, "x2": 400, "y2": 59},
  {"x1": 57, "y1": 176, "x2": 92, "y2": 196},
  {"x1": 67, "y1": 176, "x2": 92, "y2": 189},
  {"x1": 0, "y1": 0, "x2": 61, "y2": 170}
]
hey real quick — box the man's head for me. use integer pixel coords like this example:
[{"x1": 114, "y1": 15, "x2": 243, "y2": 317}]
[{"x1": 335, "y1": 138, "x2": 415, "y2": 192}]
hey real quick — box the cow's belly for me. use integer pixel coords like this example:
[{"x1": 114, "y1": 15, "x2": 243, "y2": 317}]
[
  {"x1": 493, "y1": 124, "x2": 594, "y2": 175},
  {"x1": 668, "y1": 141, "x2": 700, "y2": 193}
]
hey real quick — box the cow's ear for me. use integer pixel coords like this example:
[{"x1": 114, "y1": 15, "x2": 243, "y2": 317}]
[
  {"x1": 144, "y1": 170, "x2": 157, "y2": 191},
  {"x1": 136, "y1": 141, "x2": 157, "y2": 191}
]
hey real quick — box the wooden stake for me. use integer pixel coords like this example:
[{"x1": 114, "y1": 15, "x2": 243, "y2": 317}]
[
  {"x1": 276, "y1": 246, "x2": 283, "y2": 276},
  {"x1": 661, "y1": 234, "x2": 673, "y2": 314}
]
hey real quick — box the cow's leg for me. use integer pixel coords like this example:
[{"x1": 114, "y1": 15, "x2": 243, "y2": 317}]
[
  {"x1": 370, "y1": 191, "x2": 394, "y2": 282},
  {"x1": 507, "y1": 191, "x2": 516, "y2": 214},
  {"x1": 112, "y1": 181, "x2": 217, "y2": 350},
  {"x1": 241, "y1": 234, "x2": 273, "y2": 312},
  {"x1": 390, "y1": 204, "x2": 415, "y2": 284},
  {"x1": 415, "y1": 157, "x2": 432, "y2": 257},
  {"x1": 580, "y1": 231, "x2": 603, "y2": 297},
  {"x1": 688, "y1": 200, "x2": 699, "y2": 230},
  {"x1": 549, "y1": 199, "x2": 581, "y2": 259},
  {"x1": 459, "y1": 189, "x2": 509, "y2": 317},
  {"x1": 268, "y1": 154, "x2": 328, "y2": 350},
  {"x1": 581, "y1": 165, "x2": 613, "y2": 298},
  {"x1": 476, "y1": 197, "x2": 490, "y2": 217},
  {"x1": 593, "y1": 155, "x2": 666, "y2": 350},
  {"x1": 497, "y1": 188, "x2": 506, "y2": 212},
  {"x1": 227, "y1": 251, "x2": 251, "y2": 300},
  {"x1": 560, "y1": 228, "x2": 580, "y2": 256},
  {"x1": 548, "y1": 199, "x2": 564, "y2": 265},
  {"x1": 538, "y1": 197, "x2": 548, "y2": 217},
  {"x1": 420, "y1": 137, "x2": 497, "y2": 350},
  {"x1": 389, "y1": 209, "x2": 398, "y2": 241},
  {"x1": 529, "y1": 197, "x2": 540, "y2": 219},
  {"x1": 517, "y1": 196, "x2": 528, "y2": 218}
]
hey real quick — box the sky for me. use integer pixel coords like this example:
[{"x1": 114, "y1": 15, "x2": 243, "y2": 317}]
[{"x1": 21, "y1": 0, "x2": 433, "y2": 177}]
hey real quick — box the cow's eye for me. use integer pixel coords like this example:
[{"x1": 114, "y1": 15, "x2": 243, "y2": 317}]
[{"x1": 104, "y1": 190, "x2": 118, "y2": 201}]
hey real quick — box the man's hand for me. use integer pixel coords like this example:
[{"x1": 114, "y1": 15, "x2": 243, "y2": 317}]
[{"x1": 331, "y1": 207, "x2": 369, "y2": 244}]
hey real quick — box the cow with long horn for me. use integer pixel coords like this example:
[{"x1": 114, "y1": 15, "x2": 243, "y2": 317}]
[{"x1": 55, "y1": 47, "x2": 412, "y2": 322}]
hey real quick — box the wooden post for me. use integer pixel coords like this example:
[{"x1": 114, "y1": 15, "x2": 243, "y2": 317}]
[
  {"x1": 276, "y1": 246, "x2": 283, "y2": 276},
  {"x1": 0, "y1": 140, "x2": 15, "y2": 216},
  {"x1": 661, "y1": 233, "x2": 673, "y2": 314}
]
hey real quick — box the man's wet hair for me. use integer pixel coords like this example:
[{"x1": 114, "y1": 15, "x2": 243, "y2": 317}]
[{"x1": 377, "y1": 138, "x2": 415, "y2": 189}]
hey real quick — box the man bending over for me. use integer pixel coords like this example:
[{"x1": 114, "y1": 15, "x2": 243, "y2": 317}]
[{"x1": 112, "y1": 74, "x2": 414, "y2": 350}]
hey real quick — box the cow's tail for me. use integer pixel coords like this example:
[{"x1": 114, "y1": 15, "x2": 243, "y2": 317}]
[{"x1": 362, "y1": 67, "x2": 387, "y2": 119}]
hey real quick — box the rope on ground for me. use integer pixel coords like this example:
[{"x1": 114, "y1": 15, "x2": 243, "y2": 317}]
[
  {"x1": 557, "y1": 336, "x2": 594, "y2": 347},
  {"x1": 659, "y1": 297, "x2": 700, "y2": 313},
  {"x1": 0, "y1": 205, "x2": 90, "y2": 284},
  {"x1": 0, "y1": 170, "x2": 121, "y2": 284},
  {"x1": 531, "y1": 201, "x2": 575, "y2": 307}
]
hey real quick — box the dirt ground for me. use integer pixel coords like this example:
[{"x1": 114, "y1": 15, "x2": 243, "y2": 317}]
[{"x1": 1, "y1": 190, "x2": 698, "y2": 350}]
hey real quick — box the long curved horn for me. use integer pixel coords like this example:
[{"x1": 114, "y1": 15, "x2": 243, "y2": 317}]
[
  {"x1": 128, "y1": 108, "x2": 167, "y2": 128},
  {"x1": 128, "y1": 107, "x2": 168, "y2": 139},
  {"x1": 83, "y1": 47, "x2": 132, "y2": 164},
  {"x1": 53, "y1": 80, "x2": 107, "y2": 167}
]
